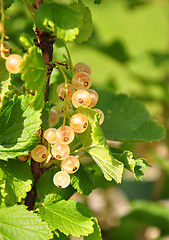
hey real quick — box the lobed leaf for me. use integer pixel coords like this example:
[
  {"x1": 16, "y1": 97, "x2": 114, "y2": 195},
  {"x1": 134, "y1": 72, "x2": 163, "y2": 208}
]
[
  {"x1": 111, "y1": 148, "x2": 150, "y2": 180},
  {"x1": 0, "y1": 95, "x2": 41, "y2": 160},
  {"x1": 84, "y1": 217, "x2": 103, "y2": 240},
  {"x1": 96, "y1": 89, "x2": 165, "y2": 142},
  {"x1": 0, "y1": 159, "x2": 33, "y2": 206},
  {"x1": 39, "y1": 200, "x2": 94, "y2": 237},
  {"x1": 77, "y1": 106, "x2": 124, "y2": 183},
  {"x1": 134, "y1": 158, "x2": 150, "y2": 181},
  {"x1": 71, "y1": 0, "x2": 93, "y2": 43},
  {"x1": 20, "y1": 46, "x2": 47, "y2": 110},
  {"x1": 0, "y1": 205, "x2": 53, "y2": 240},
  {"x1": 34, "y1": 3, "x2": 81, "y2": 41},
  {"x1": 0, "y1": 58, "x2": 10, "y2": 100}
]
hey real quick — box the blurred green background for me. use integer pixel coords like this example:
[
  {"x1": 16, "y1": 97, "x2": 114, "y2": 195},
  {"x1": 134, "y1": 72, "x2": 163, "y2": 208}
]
[{"x1": 4, "y1": 0, "x2": 169, "y2": 239}]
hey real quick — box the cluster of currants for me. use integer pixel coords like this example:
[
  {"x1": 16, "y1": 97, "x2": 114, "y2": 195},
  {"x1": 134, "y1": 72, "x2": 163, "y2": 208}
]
[
  {"x1": 17, "y1": 61, "x2": 104, "y2": 188},
  {"x1": 0, "y1": 41, "x2": 23, "y2": 74}
]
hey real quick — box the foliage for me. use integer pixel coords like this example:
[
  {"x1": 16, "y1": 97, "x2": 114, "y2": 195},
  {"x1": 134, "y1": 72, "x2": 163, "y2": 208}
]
[{"x1": 0, "y1": 0, "x2": 167, "y2": 239}]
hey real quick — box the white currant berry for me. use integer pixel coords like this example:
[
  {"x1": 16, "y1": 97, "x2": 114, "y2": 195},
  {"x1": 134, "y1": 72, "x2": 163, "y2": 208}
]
[
  {"x1": 93, "y1": 108, "x2": 104, "y2": 125},
  {"x1": 44, "y1": 128, "x2": 58, "y2": 144},
  {"x1": 69, "y1": 113, "x2": 88, "y2": 133},
  {"x1": 74, "y1": 62, "x2": 91, "y2": 75},
  {"x1": 51, "y1": 142, "x2": 70, "y2": 160},
  {"x1": 0, "y1": 41, "x2": 12, "y2": 59},
  {"x1": 53, "y1": 171, "x2": 70, "y2": 188},
  {"x1": 56, "y1": 125, "x2": 74, "y2": 144},
  {"x1": 87, "y1": 89, "x2": 99, "y2": 107},
  {"x1": 72, "y1": 72, "x2": 92, "y2": 90},
  {"x1": 72, "y1": 90, "x2": 91, "y2": 108},
  {"x1": 5, "y1": 54, "x2": 23, "y2": 74},
  {"x1": 57, "y1": 83, "x2": 75, "y2": 101},
  {"x1": 31, "y1": 145, "x2": 48, "y2": 162},
  {"x1": 61, "y1": 156, "x2": 80, "y2": 174},
  {"x1": 49, "y1": 109, "x2": 59, "y2": 127}
]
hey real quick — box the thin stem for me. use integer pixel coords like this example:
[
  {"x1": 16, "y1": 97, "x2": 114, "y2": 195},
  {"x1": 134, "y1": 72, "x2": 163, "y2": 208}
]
[
  {"x1": 0, "y1": 0, "x2": 8, "y2": 56},
  {"x1": 57, "y1": 65, "x2": 69, "y2": 126},
  {"x1": 64, "y1": 43, "x2": 74, "y2": 75},
  {"x1": 71, "y1": 146, "x2": 85, "y2": 155}
]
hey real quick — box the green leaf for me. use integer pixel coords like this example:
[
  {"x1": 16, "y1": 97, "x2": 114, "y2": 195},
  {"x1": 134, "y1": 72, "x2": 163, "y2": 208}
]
[
  {"x1": 41, "y1": 102, "x2": 53, "y2": 131},
  {"x1": 3, "y1": 0, "x2": 14, "y2": 9},
  {"x1": 96, "y1": 89, "x2": 165, "y2": 142},
  {"x1": 36, "y1": 167, "x2": 75, "y2": 204},
  {"x1": 0, "y1": 58, "x2": 10, "y2": 100},
  {"x1": 134, "y1": 159, "x2": 150, "y2": 181},
  {"x1": 77, "y1": 106, "x2": 124, "y2": 183},
  {"x1": 94, "y1": 0, "x2": 101, "y2": 4},
  {"x1": 71, "y1": 0, "x2": 93, "y2": 43},
  {"x1": 53, "y1": 230, "x2": 69, "y2": 240},
  {"x1": 34, "y1": 3, "x2": 82, "y2": 41},
  {"x1": 111, "y1": 148, "x2": 150, "y2": 180},
  {"x1": 0, "y1": 95, "x2": 41, "y2": 160},
  {"x1": 20, "y1": 33, "x2": 33, "y2": 48},
  {"x1": 0, "y1": 159, "x2": 33, "y2": 206},
  {"x1": 20, "y1": 46, "x2": 47, "y2": 110},
  {"x1": 112, "y1": 149, "x2": 136, "y2": 173},
  {"x1": 39, "y1": 200, "x2": 94, "y2": 237},
  {"x1": 0, "y1": 205, "x2": 53, "y2": 240},
  {"x1": 84, "y1": 217, "x2": 102, "y2": 240},
  {"x1": 70, "y1": 165, "x2": 95, "y2": 195}
]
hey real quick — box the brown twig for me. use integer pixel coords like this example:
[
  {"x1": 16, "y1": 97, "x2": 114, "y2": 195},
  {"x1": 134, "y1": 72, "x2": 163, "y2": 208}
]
[{"x1": 25, "y1": 27, "x2": 55, "y2": 210}]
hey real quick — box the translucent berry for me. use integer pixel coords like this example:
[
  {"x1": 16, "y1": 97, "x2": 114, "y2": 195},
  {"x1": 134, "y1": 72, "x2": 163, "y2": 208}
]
[
  {"x1": 69, "y1": 113, "x2": 88, "y2": 133},
  {"x1": 17, "y1": 154, "x2": 30, "y2": 161},
  {"x1": 0, "y1": 41, "x2": 12, "y2": 59},
  {"x1": 44, "y1": 128, "x2": 57, "y2": 144},
  {"x1": 57, "y1": 83, "x2": 75, "y2": 101},
  {"x1": 61, "y1": 156, "x2": 80, "y2": 174},
  {"x1": 52, "y1": 142, "x2": 70, "y2": 160},
  {"x1": 53, "y1": 171, "x2": 70, "y2": 188},
  {"x1": 56, "y1": 125, "x2": 74, "y2": 144},
  {"x1": 5, "y1": 54, "x2": 23, "y2": 74},
  {"x1": 93, "y1": 108, "x2": 104, "y2": 125},
  {"x1": 31, "y1": 145, "x2": 48, "y2": 162},
  {"x1": 72, "y1": 90, "x2": 91, "y2": 108},
  {"x1": 87, "y1": 89, "x2": 99, "y2": 108},
  {"x1": 49, "y1": 109, "x2": 59, "y2": 127},
  {"x1": 74, "y1": 62, "x2": 91, "y2": 75},
  {"x1": 72, "y1": 72, "x2": 91, "y2": 90}
]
